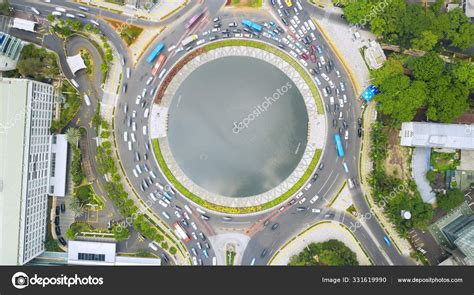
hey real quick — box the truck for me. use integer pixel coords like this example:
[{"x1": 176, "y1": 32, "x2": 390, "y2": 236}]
[
  {"x1": 151, "y1": 54, "x2": 167, "y2": 76},
  {"x1": 181, "y1": 34, "x2": 198, "y2": 47},
  {"x1": 173, "y1": 222, "x2": 190, "y2": 243}
]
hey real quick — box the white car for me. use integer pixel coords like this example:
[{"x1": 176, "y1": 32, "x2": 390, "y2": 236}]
[
  {"x1": 135, "y1": 96, "x2": 141, "y2": 105},
  {"x1": 234, "y1": 33, "x2": 243, "y2": 37},
  {"x1": 132, "y1": 122, "x2": 136, "y2": 132},
  {"x1": 309, "y1": 195, "x2": 319, "y2": 204},
  {"x1": 146, "y1": 76, "x2": 153, "y2": 85},
  {"x1": 174, "y1": 211, "x2": 181, "y2": 219},
  {"x1": 167, "y1": 45, "x2": 176, "y2": 52},
  {"x1": 304, "y1": 183, "x2": 312, "y2": 191},
  {"x1": 310, "y1": 32, "x2": 316, "y2": 41},
  {"x1": 319, "y1": 56, "x2": 326, "y2": 65},
  {"x1": 127, "y1": 141, "x2": 132, "y2": 151},
  {"x1": 329, "y1": 96, "x2": 335, "y2": 105},
  {"x1": 130, "y1": 133, "x2": 136, "y2": 143},
  {"x1": 339, "y1": 98, "x2": 344, "y2": 108},
  {"x1": 314, "y1": 77, "x2": 321, "y2": 86},
  {"x1": 322, "y1": 88, "x2": 328, "y2": 97},
  {"x1": 299, "y1": 197, "x2": 306, "y2": 204},
  {"x1": 191, "y1": 232, "x2": 198, "y2": 240},
  {"x1": 123, "y1": 131, "x2": 128, "y2": 142},
  {"x1": 290, "y1": 50, "x2": 298, "y2": 58},
  {"x1": 141, "y1": 88, "x2": 147, "y2": 97},
  {"x1": 312, "y1": 208, "x2": 321, "y2": 214},
  {"x1": 143, "y1": 126, "x2": 147, "y2": 135},
  {"x1": 296, "y1": 191, "x2": 303, "y2": 199},
  {"x1": 132, "y1": 169, "x2": 138, "y2": 178},
  {"x1": 196, "y1": 39, "x2": 205, "y2": 46},
  {"x1": 162, "y1": 211, "x2": 170, "y2": 220},
  {"x1": 299, "y1": 59, "x2": 308, "y2": 67},
  {"x1": 132, "y1": 110, "x2": 137, "y2": 118},
  {"x1": 175, "y1": 47, "x2": 184, "y2": 54},
  {"x1": 344, "y1": 130, "x2": 349, "y2": 141},
  {"x1": 211, "y1": 27, "x2": 220, "y2": 32},
  {"x1": 321, "y1": 73, "x2": 329, "y2": 81},
  {"x1": 335, "y1": 69, "x2": 341, "y2": 78},
  {"x1": 202, "y1": 30, "x2": 211, "y2": 36},
  {"x1": 158, "y1": 199, "x2": 168, "y2": 208},
  {"x1": 282, "y1": 37, "x2": 289, "y2": 45},
  {"x1": 339, "y1": 81, "x2": 346, "y2": 91},
  {"x1": 343, "y1": 94, "x2": 348, "y2": 104},
  {"x1": 191, "y1": 222, "x2": 198, "y2": 231},
  {"x1": 328, "y1": 80, "x2": 335, "y2": 89}
]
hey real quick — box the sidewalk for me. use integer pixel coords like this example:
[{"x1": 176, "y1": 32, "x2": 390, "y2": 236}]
[
  {"x1": 79, "y1": 0, "x2": 187, "y2": 21},
  {"x1": 269, "y1": 221, "x2": 371, "y2": 265},
  {"x1": 360, "y1": 103, "x2": 413, "y2": 256}
]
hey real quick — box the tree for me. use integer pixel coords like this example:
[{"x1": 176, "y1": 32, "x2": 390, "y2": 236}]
[
  {"x1": 438, "y1": 189, "x2": 465, "y2": 212},
  {"x1": 412, "y1": 30, "x2": 438, "y2": 51},
  {"x1": 408, "y1": 52, "x2": 445, "y2": 81},
  {"x1": 47, "y1": 14, "x2": 55, "y2": 23},
  {"x1": 66, "y1": 127, "x2": 81, "y2": 147},
  {"x1": 426, "y1": 78, "x2": 469, "y2": 122},
  {"x1": 445, "y1": 8, "x2": 474, "y2": 50},
  {"x1": 342, "y1": 0, "x2": 372, "y2": 26},
  {"x1": 0, "y1": 0, "x2": 11, "y2": 16},
  {"x1": 450, "y1": 60, "x2": 474, "y2": 90},
  {"x1": 68, "y1": 197, "x2": 87, "y2": 218},
  {"x1": 376, "y1": 74, "x2": 427, "y2": 126},
  {"x1": 112, "y1": 225, "x2": 130, "y2": 241},
  {"x1": 371, "y1": 55, "x2": 404, "y2": 86},
  {"x1": 169, "y1": 247, "x2": 177, "y2": 255},
  {"x1": 288, "y1": 240, "x2": 359, "y2": 266}
]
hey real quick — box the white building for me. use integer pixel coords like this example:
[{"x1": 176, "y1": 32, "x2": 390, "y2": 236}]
[
  {"x1": 400, "y1": 122, "x2": 474, "y2": 150},
  {"x1": 68, "y1": 240, "x2": 161, "y2": 266},
  {"x1": 0, "y1": 32, "x2": 25, "y2": 71},
  {"x1": 364, "y1": 40, "x2": 386, "y2": 70},
  {"x1": 0, "y1": 78, "x2": 66, "y2": 265}
]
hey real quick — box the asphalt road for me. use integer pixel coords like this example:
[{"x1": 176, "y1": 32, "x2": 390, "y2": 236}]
[{"x1": 9, "y1": 0, "x2": 414, "y2": 266}]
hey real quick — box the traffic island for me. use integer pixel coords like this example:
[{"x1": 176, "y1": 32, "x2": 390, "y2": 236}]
[{"x1": 149, "y1": 40, "x2": 326, "y2": 214}]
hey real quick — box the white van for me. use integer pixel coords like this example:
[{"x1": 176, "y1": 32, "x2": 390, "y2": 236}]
[
  {"x1": 348, "y1": 178, "x2": 355, "y2": 189},
  {"x1": 70, "y1": 79, "x2": 79, "y2": 88},
  {"x1": 135, "y1": 164, "x2": 142, "y2": 174},
  {"x1": 144, "y1": 108, "x2": 150, "y2": 118}
]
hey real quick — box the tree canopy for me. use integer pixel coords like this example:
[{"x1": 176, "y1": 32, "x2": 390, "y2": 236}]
[
  {"x1": 437, "y1": 189, "x2": 465, "y2": 212},
  {"x1": 288, "y1": 240, "x2": 359, "y2": 266}
]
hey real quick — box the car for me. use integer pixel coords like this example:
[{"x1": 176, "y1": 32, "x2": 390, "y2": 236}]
[
  {"x1": 316, "y1": 45, "x2": 323, "y2": 54},
  {"x1": 299, "y1": 197, "x2": 306, "y2": 204},
  {"x1": 326, "y1": 86, "x2": 332, "y2": 95},
  {"x1": 279, "y1": 206, "x2": 285, "y2": 212},
  {"x1": 328, "y1": 80, "x2": 335, "y2": 89},
  {"x1": 196, "y1": 242, "x2": 202, "y2": 250},
  {"x1": 60, "y1": 203, "x2": 66, "y2": 213},
  {"x1": 132, "y1": 110, "x2": 137, "y2": 118},
  {"x1": 339, "y1": 81, "x2": 346, "y2": 91},
  {"x1": 309, "y1": 195, "x2": 319, "y2": 204},
  {"x1": 58, "y1": 237, "x2": 67, "y2": 246},
  {"x1": 335, "y1": 69, "x2": 341, "y2": 78},
  {"x1": 332, "y1": 119, "x2": 337, "y2": 128},
  {"x1": 321, "y1": 73, "x2": 329, "y2": 81},
  {"x1": 55, "y1": 226, "x2": 61, "y2": 236},
  {"x1": 322, "y1": 88, "x2": 328, "y2": 97},
  {"x1": 192, "y1": 232, "x2": 198, "y2": 240},
  {"x1": 55, "y1": 206, "x2": 60, "y2": 215},
  {"x1": 199, "y1": 232, "x2": 206, "y2": 241},
  {"x1": 261, "y1": 248, "x2": 268, "y2": 258},
  {"x1": 311, "y1": 173, "x2": 319, "y2": 182},
  {"x1": 140, "y1": 100, "x2": 147, "y2": 109},
  {"x1": 288, "y1": 198, "x2": 296, "y2": 205},
  {"x1": 312, "y1": 208, "x2": 321, "y2": 214},
  {"x1": 358, "y1": 127, "x2": 362, "y2": 137},
  {"x1": 296, "y1": 207, "x2": 307, "y2": 212},
  {"x1": 127, "y1": 141, "x2": 132, "y2": 151},
  {"x1": 325, "y1": 64, "x2": 331, "y2": 73},
  {"x1": 202, "y1": 30, "x2": 211, "y2": 36},
  {"x1": 191, "y1": 247, "x2": 198, "y2": 256},
  {"x1": 263, "y1": 220, "x2": 270, "y2": 227},
  {"x1": 296, "y1": 191, "x2": 304, "y2": 199},
  {"x1": 54, "y1": 216, "x2": 59, "y2": 225},
  {"x1": 383, "y1": 236, "x2": 391, "y2": 246},
  {"x1": 146, "y1": 76, "x2": 153, "y2": 85},
  {"x1": 135, "y1": 96, "x2": 141, "y2": 105},
  {"x1": 318, "y1": 163, "x2": 324, "y2": 170},
  {"x1": 314, "y1": 77, "x2": 321, "y2": 86},
  {"x1": 191, "y1": 222, "x2": 198, "y2": 231},
  {"x1": 192, "y1": 256, "x2": 198, "y2": 265},
  {"x1": 310, "y1": 54, "x2": 317, "y2": 63},
  {"x1": 161, "y1": 254, "x2": 170, "y2": 264},
  {"x1": 213, "y1": 23, "x2": 221, "y2": 28},
  {"x1": 175, "y1": 47, "x2": 184, "y2": 54},
  {"x1": 301, "y1": 53, "x2": 308, "y2": 60},
  {"x1": 229, "y1": 22, "x2": 237, "y2": 27},
  {"x1": 205, "y1": 243, "x2": 210, "y2": 249},
  {"x1": 344, "y1": 130, "x2": 349, "y2": 140},
  {"x1": 213, "y1": 17, "x2": 220, "y2": 22}
]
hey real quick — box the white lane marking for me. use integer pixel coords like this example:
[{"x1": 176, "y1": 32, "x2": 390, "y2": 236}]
[{"x1": 318, "y1": 169, "x2": 334, "y2": 193}]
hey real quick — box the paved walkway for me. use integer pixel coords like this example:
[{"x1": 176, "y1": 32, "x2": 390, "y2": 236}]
[
  {"x1": 269, "y1": 221, "x2": 371, "y2": 265},
  {"x1": 412, "y1": 147, "x2": 436, "y2": 203}
]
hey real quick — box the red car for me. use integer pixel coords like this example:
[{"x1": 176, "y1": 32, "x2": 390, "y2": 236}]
[
  {"x1": 301, "y1": 53, "x2": 309, "y2": 60},
  {"x1": 310, "y1": 53, "x2": 317, "y2": 63},
  {"x1": 311, "y1": 44, "x2": 317, "y2": 53}
]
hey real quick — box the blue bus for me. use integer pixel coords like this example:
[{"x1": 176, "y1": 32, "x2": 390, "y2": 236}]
[
  {"x1": 146, "y1": 42, "x2": 165, "y2": 63},
  {"x1": 241, "y1": 19, "x2": 263, "y2": 32},
  {"x1": 334, "y1": 134, "x2": 345, "y2": 157}
]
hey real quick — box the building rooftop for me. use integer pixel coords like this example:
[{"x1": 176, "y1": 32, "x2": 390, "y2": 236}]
[
  {"x1": 364, "y1": 40, "x2": 386, "y2": 70},
  {"x1": 48, "y1": 134, "x2": 68, "y2": 197},
  {"x1": 0, "y1": 78, "x2": 30, "y2": 265},
  {"x1": 0, "y1": 32, "x2": 24, "y2": 71},
  {"x1": 400, "y1": 122, "x2": 474, "y2": 150},
  {"x1": 66, "y1": 54, "x2": 86, "y2": 76},
  {"x1": 10, "y1": 18, "x2": 37, "y2": 33}
]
